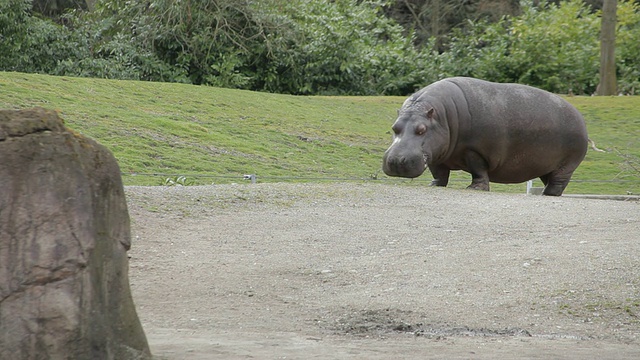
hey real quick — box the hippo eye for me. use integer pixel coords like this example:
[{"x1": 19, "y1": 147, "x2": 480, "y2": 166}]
[{"x1": 416, "y1": 124, "x2": 427, "y2": 136}]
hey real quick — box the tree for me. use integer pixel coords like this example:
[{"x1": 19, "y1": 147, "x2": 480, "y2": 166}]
[
  {"x1": 253, "y1": 0, "x2": 425, "y2": 95},
  {"x1": 32, "y1": 0, "x2": 89, "y2": 16},
  {"x1": 441, "y1": 0, "x2": 600, "y2": 94},
  {"x1": 383, "y1": 0, "x2": 520, "y2": 49},
  {"x1": 598, "y1": 0, "x2": 618, "y2": 95},
  {"x1": 616, "y1": 0, "x2": 640, "y2": 94}
]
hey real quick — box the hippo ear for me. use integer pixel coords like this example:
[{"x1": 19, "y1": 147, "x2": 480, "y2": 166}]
[{"x1": 426, "y1": 107, "x2": 435, "y2": 119}]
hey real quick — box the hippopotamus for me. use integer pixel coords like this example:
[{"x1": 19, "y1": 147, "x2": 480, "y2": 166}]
[{"x1": 382, "y1": 77, "x2": 588, "y2": 196}]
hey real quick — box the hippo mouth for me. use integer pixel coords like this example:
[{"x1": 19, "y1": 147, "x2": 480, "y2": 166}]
[{"x1": 383, "y1": 152, "x2": 428, "y2": 178}]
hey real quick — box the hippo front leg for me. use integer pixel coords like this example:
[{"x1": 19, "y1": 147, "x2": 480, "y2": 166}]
[
  {"x1": 465, "y1": 151, "x2": 490, "y2": 191},
  {"x1": 428, "y1": 164, "x2": 450, "y2": 187}
]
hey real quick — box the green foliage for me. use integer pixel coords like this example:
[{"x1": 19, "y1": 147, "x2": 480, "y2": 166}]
[
  {"x1": 52, "y1": 12, "x2": 184, "y2": 81},
  {"x1": 508, "y1": 0, "x2": 600, "y2": 94},
  {"x1": 1, "y1": 72, "x2": 638, "y2": 195},
  {"x1": 0, "y1": 0, "x2": 31, "y2": 69},
  {"x1": 65, "y1": 0, "x2": 224, "y2": 83},
  {"x1": 119, "y1": 0, "x2": 261, "y2": 87},
  {"x1": 617, "y1": 0, "x2": 640, "y2": 94},
  {"x1": 435, "y1": 0, "x2": 640, "y2": 95},
  {"x1": 437, "y1": 18, "x2": 513, "y2": 82},
  {"x1": 163, "y1": 176, "x2": 195, "y2": 186},
  {"x1": 437, "y1": 0, "x2": 601, "y2": 94},
  {"x1": 0, "y1": 0, "x2": 75, "y2": 73},
  {"x1": 0, "y1": 0, "x2": 428, "y2": 95},
  {"x1": 251, "y1": 0, "x2": 425, "y2": 95},
  {"x1": 2, "y1": 0, "x2": 640, "y2": 96}
]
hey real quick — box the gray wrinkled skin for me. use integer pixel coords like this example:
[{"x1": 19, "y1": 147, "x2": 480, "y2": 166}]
[{"x1": 382, "y1": 77, "x2": 588, "y2": 196}]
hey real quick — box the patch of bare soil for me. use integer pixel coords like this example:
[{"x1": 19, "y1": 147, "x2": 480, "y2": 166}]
[{"x1": 125, "y1": 183, "x2": 640, "y2": 359}]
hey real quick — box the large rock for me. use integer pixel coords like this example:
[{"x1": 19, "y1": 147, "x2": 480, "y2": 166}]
[{"x1": 0, "y1": 108, "x2": 150, "y2": 359}]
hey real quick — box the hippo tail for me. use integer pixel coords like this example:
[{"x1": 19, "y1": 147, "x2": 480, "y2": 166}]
[{"x1": 588, "y1": 138, "x2": 605, "y2": 152}]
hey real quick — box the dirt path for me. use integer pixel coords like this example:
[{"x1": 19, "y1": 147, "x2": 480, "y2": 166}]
[{"x1": 125, "y1": 183, "x2": 640, "y2": 359}]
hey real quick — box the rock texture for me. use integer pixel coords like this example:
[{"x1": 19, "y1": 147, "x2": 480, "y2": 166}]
[{"x1": 0, "y1": 108, "x2": 150, "y2": 360}]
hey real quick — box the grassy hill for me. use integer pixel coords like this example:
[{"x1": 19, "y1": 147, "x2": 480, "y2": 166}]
[{"x1": 1, "y1": 72, "x2": 638, "y2": 195}]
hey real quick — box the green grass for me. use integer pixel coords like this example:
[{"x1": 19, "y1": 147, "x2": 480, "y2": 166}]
[{"x1": 1, "y1": 71, "x2": 638, "y2": 195}]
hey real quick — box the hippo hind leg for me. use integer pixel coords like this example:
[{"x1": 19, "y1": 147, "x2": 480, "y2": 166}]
[
  {"x1": 467, "y1": 178, "x2": 490, "y2": 191},
  {"x1": 539, "y1": 171, "x2": 572, "y2": 196}
]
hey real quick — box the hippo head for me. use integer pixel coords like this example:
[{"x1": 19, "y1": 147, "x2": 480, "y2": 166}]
[{"x1": 382, "y1": 106, "x2": 450, "y2": 178}]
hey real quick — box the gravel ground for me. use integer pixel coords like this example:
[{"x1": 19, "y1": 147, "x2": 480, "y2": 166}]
[{"x1": 125, "y1": 183, "x2": 640, "y2": 359}]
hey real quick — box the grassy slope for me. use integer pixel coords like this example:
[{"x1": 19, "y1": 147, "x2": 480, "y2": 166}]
[{"x1": 1, "y1": 72, "x2": 638, "y2": 194}]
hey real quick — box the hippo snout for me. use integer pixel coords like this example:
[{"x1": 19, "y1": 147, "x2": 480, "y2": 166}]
[{"x1": 382, "y1": 152, "x2": 427, "y2": 178}]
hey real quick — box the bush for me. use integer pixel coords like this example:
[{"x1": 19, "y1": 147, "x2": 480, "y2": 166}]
[
  {"x1": 617, "y1": 0, "x2": 640, "y2": 94},
  {"x1": 437, "y1": 18, "x2": 514, "y2": 83},
  {"x1": 52, "y1": 12, "x2": 186, "y2": 81},
  {"x1": 3, "y1": 0, "x2": 640, "y2": 96},
  {"x1": 433, "y1": 0, "x2": 601, "y2": 95},
  {"x1": 0, "y1": 0, "x2": 32, "y2": 71},
  {"x1": 251, "y1": 0, "x2": 425, "y2": 95},
  {"x1": 0, "y1": 0, "x2": 74, "y2": 73},
  {"x1": 507, "y1": 0, "x2": 600, "y2": 94},
  {"x1": 71, "y1": 0, "x2": 255, "y2": 85}
]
